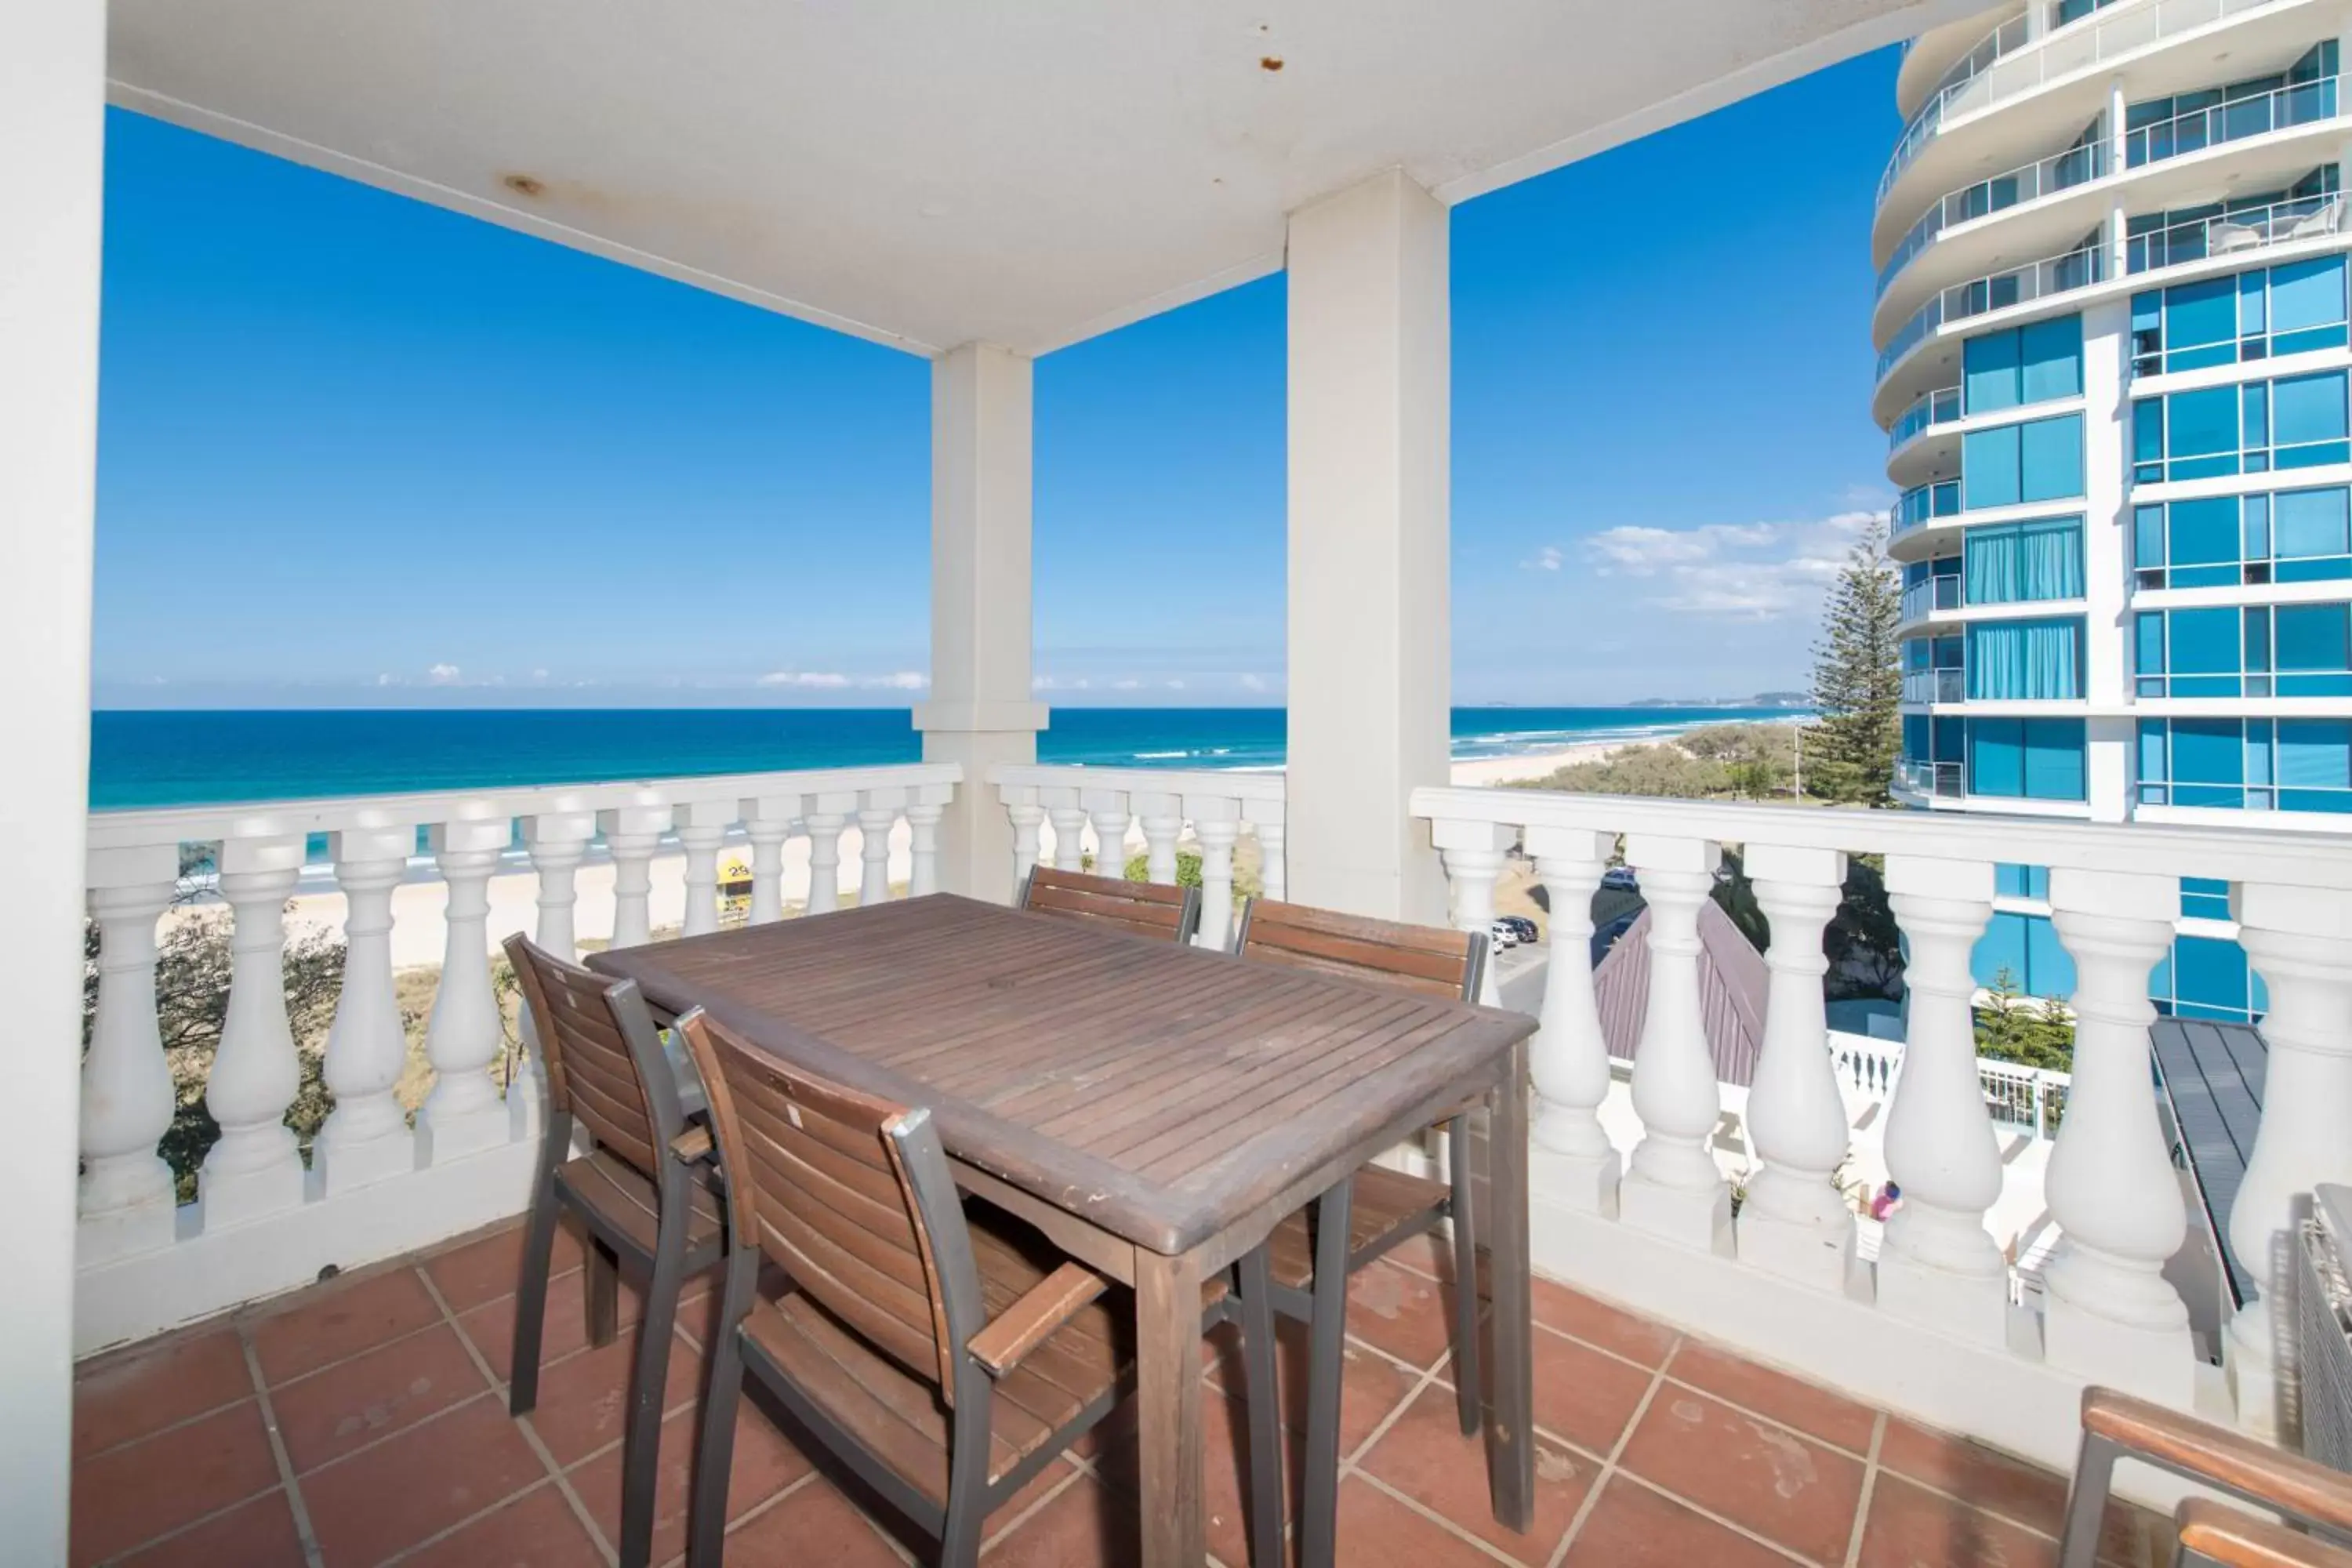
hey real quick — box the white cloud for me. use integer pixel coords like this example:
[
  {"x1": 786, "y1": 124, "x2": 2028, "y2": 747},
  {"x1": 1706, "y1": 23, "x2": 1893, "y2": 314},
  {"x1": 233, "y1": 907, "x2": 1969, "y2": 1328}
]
[
  {"x1": 757, "y1": 670, "x2": 852, "y2": 689},
  {"x1": 1239, "y1": 673, "x2": 1269, "y2": 692},
  {"x1": 376, "y1": 673, "x2": 398, "y2": 687},
  {"x1": 426, "y1": 662, "x2": 463, "y2": 685},
  {"x1": 870, "y1": 671, "x2": 928, "y2": 691},
  {"x1": 1112, "y1": 678, "x2": 1142, "y2": 691},
  {"x1": 529, "y1": 667, "x2": 550, "y2": 682},
  {"x1": 1033, "y1": 675, "x2": 1091, "y2": 692},
  {"x1": 1165, "y1": 679, "x2": 1186, "y2": 691},
  {"x1": 1579, "y1": 509, "x2": 1877, "y2": 620},
  {"x1": 1522, "y1": 546, "x2": 1564, "y2": 572}
]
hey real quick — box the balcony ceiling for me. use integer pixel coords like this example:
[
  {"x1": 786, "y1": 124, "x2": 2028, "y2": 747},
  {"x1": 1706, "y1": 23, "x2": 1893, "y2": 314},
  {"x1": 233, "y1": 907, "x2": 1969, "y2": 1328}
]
[{"x1": 107, "y1": 0, "x2": 1952, "y2": 357}]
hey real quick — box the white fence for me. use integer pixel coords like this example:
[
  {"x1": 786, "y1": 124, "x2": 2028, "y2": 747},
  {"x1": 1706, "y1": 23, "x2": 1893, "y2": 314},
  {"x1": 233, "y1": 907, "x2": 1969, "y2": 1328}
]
[{"x1": 75, "y1": 761, "x2": 959, "y2": 1352}]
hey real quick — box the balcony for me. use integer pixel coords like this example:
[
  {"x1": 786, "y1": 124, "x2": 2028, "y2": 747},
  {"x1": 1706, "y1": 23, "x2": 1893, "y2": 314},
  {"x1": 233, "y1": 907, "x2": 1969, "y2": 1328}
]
[
  {"x1": 1888, "y1": 385, "x2": 1964, "y2": 456},
  {"x1": 1893, "y1": 757, "x2": 1969, "y2": 797},
  {"x1": 1878, "y1": 238, "x2": 2105, "y2": 384},
  {"x1": 1903, "y1": 666, "x2": 1969, "y2": 704},
  {"x1": 1892, "y1": 477, "x2": 1962, "y2": 540},
  {"x1": 2128, "y1": 190, "x2": 2348, "y2": 272},
  {"x1": 1900, "y1": 572, "x2": 1965, "y2": 622},
  {"x1": 2123, "y1": 74, "x2": 2341, "y2": 167},
  {"x1": 1878, "y1": 137, "x2": 2108, "y2": 301}
]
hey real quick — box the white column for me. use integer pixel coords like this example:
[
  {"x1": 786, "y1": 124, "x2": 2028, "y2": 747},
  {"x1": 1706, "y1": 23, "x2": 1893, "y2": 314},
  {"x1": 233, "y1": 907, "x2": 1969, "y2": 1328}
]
[
  {"x1": 913, "y1": 342, "x2": 1049, "y2": 902},
  {"x1": 1431, "y1": 817, "x2": 1513, "y2": 1004},
  {"x1": 857, "y1": 788, "x2": 903, "y2": 905},
  {"x1": 1286, "y1": 169, "x2": 1451, "y2": 924},
  {"x1": 674, "y1": 799, "x2": 733, "y2": 937},
  {"x1": 740, "y1": 794, "x2": 797, "y2": 924},
  {"x1": 1188, "y1": 794, "x2": 1242, "y2": 950},
  {"x1": 802, "y1": 791, "x2": 857, "y2": 914},
  {"x1": 1522, "y1": 826, "x2": 1618, "y2": 1215},
  {"x1": 517, "y1": 809, "x2": 593, "y2": 1140},
  {"x1": 201, "y1": 836, "x2": 310, "y2": 1225},
  {"x1": 1083, "y1": 788, "x2": 1131, "y2": 882},
  {"x1": 1044, "y1": 790, "x2": 1088, "y2": 874},
  {"x1": 416, "y1": 817, "x2": 512, "y2": 1165},
  {"x1": 314, "y1": 824, "x2": 418, "y2": 1195},
  {"x1": 1135, "y1": 793, "x2": 1184, "y2": 886},
  {"x1": 598, "y1": 803, "x2": 670, "y2": 948},
  {"x1": 2042, "y1": 870, "x2": 2194, "y2": 1404},
  {"x1": 1878, "y1": 855, "x2": 2009, "y2": 1346},
  {"x1": 78, "y1": 844, "x2": 183, "y2": 1263},
  {"x1": 2, "y1": 0, "x2": 104, "y2": 1542},
  {"x1": 1247, "y1": 800, "x2": 1287, "y2": 901},
  {"x1": 2226, "y1": 882, "x2": 2352, "y2": 1435},
  {"x1": 1618, "y1": 834, "x2": 1733, "y2": 1254},
  {"x1": 1739, "y1": 846, "x2": 1857, "y2": 1292},
  {"x1": 906, "y1": 789, "x2": 949, "y2": 898},
  {"x1": 1001, "y1": 787, "x2": 1044, "y2": 891}
]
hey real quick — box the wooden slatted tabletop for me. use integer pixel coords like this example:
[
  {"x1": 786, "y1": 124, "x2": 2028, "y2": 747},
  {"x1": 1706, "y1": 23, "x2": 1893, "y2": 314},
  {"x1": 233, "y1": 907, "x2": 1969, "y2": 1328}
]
[{"x1": 590, "y1": 892, "x2": 1534, "y2": 1256}]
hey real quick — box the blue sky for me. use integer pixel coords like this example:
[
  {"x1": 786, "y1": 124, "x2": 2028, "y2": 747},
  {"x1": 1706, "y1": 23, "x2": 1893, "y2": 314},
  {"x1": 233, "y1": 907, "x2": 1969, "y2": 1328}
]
[{"x1": 92, "y1": 47, "x2": 1900, "y2": 710}]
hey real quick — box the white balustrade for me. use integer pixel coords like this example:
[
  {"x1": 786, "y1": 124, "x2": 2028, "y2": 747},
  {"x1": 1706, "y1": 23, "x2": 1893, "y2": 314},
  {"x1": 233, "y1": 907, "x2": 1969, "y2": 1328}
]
[
  {"x1": 1740, "y1": 844, "x2": 1856, "y2": 1292},
  {"x1": 78, "y1": 845, "x2": 183, "y2": 1263},
  {"x1": 2041, "y1": 870, "x2": 2193, "y2": 1403},
  {"x1": 314, "y1": 823, "x2": 419, "y2": 1194},
  {"x1": 1188, "y1": 796, "x2": 1241, "y2": 950},
  {"x1": 1619, "y1": 833, "x2": 1733, "y2": 1254},
  {"x1": 1136, "y1": 793, "x2": 1183, "y2": 887},
  {"x1": 1006, "y1": 798, "x2": 1045, "y2": 887},
  {"x1": 1046, "y1": 797, "x2": 1090, "y2": 873},
  {"x1": 70, "y1": 761, "x2": 960, "y2": 1355},
  {"x1": 1432, "y1": 817, "x2": 1514, "y2": 1004},
  {"x1": 1083, "y1": 788, "x2": 1132, "y2": 881},
  {"x1": 1522, "y1": 826, "x2": 1617, "y2": 1214}
]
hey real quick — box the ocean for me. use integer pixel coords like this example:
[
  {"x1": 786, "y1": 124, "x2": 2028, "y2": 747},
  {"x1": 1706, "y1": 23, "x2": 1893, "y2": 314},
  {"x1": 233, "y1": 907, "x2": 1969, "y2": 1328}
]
[{"x1": 89, "y1": 706, "x2": 1805, "y2": 811}]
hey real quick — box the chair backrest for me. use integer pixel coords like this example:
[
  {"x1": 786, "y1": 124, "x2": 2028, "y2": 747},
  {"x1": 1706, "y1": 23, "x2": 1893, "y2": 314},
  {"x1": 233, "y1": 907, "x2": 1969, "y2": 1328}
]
[
  {"x1": 674, "y1": 1009, "x2": 985, "y2": 1400},
  {"x1": 1232, "y1": 897, "x2": 1486, "y2": 1002},
  {"x1": 503, "y1": 933, "x2": 686, "y2": 1178},
  {"x1": 1020, "y1": 865, "x2": 1201, "y2": 944}
]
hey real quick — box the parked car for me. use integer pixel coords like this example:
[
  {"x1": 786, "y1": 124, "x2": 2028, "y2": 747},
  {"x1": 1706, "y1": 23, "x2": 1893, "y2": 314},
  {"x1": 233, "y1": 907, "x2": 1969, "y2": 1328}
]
[
  {"x1": 1496, "y1": 915, "x2": 1538, "y2": 945},
  {"x1": 1601, "y1": 866, "x2": 1639, "y2": 892},
  {"x1": 1486, "y1": 919, "x2": 1520, "y2": 950}
]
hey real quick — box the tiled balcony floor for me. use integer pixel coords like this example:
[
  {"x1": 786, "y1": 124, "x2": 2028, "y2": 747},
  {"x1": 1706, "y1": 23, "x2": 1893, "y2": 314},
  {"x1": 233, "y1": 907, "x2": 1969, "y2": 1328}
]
[{"x1": 71, "y1": 1218, "x2": 2165, "y2": 1568}]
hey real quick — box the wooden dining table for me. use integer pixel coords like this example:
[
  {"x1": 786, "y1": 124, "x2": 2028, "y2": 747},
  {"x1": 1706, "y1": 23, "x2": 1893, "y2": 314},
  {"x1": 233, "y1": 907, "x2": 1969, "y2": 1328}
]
[{"x1": 590, "y1": 892, "x2": 1539, "y2": 1567}]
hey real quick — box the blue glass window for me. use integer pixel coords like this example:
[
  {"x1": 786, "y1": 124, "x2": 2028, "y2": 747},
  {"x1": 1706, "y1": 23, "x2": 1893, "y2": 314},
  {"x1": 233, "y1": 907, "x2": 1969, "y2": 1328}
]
[
  {"x1": 2275, "y1": 604, "x2": 2352, "y2": 695},
  {"x1": 2133, "y1": 372, "x2": 2352, "y2": 481},
  {"x1": 2275, "y1": 371, "x2": 2350, "y2": 466},
  {"x1": 1969, "y1": 717, "x2": 2086, "y2": 800},
  {"x1": 2132, "y1": 487, "x2": 2352, "y2": 587},
  {"x1": 2130, "y1": 256, "x2": 2350, "y2": 375},
  {"x1": 2138, "y1": 717, "x2": 2352, "y2": 812},
  {"x1": 1967, "y1": 618, "x2": 2082, "y2": 699},
  {"x1": 1994, "y1": 863, "x2": 2049, "y2": 900},
  {"x1": 1963, "y1": 517, "x2": 2085, "y2": 603},
  {"x1": 1965, "y1": 329, "x2": 2023, "y2": 416},
  {"x1": 1972, "y1": 910, "x2": 2078, "y2": 1000},
  {"x1": 2180, "y1": 877, "x2": 2233, "y2": 920},
  {"x1": 1965, "y1": 413, "x2": 2085, "y2": 510}
]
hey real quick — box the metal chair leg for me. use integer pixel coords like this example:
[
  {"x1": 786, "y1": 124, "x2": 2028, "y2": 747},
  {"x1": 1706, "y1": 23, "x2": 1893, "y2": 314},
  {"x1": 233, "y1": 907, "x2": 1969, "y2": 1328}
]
[
  {"x1": 685, "y1": 1256, "x2": 759, "y2": 1568},
  {"x1": 1300, "y1": 1176, "x2": 1354, "y2": 1568},
  {"x1": 616, "y1": 1210, "x2": 690, "y2": 1568},
  {"x1": 1236, "y1": 1245, "x2": 1287, "y2": 1568},
  {"x1": 585, "y1": 1236, "x2": 621, "y2": 1348},
  {"x1": 508, "y1": 1152, "x2": 564, "y2": 1415},
  {"x1": 1446, "y1": 1115, "x2": 1483, "y2": 1436},
  {"x1": 2056, "y1": 1430, "x2": 2120, "y2": 1568}
]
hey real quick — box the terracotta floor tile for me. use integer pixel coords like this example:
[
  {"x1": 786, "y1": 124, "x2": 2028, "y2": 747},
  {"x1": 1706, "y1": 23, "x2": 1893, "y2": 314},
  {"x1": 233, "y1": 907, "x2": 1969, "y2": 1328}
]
[
  {"x1": 1666, "y1": 1338, "x2": 1878, "y2": 1455},
  {"x1": 1530, "y1": 1277, "x2": 1679, "y2": 1368},
  {"x1": 1083, "y1": 1384, "x2": 1289, "y2": 1568},
  {"x1": 114, "y1": 1488, "x2": 306, "y2": 1568},
  {"x1": 720, "y1": 1475, "x2": 906, "y2": 1566},
  {"x1": 299, "y1": 1396, "x2": 546, "y2": 1564},
  {"x1": 985, "y1": 1472, "x2": 1138, "y2": 1567},
  {"x1": 1341, "y1": 1259, "x2": 1461, "y2": 1372},
  {"x1": 1528, "y1": 1324, "x2": 1656, "y2": 1457},
  {"x1": 1358, "y1": 1383, "x2": 1592, "y2": 1566},
  {"x1": 521, "y1": 1326, "x2": 706, "y2": 1468},
  {"x1": 568, "y1": 1399, "x2": 812, "y2": 1564},
  {"x1": 270, "y1": 1323, "x2": 492, "y2": 1475},
  {"x1": 423, "y1": 1215, "x2": 588, "y2": 1315},
  {"x1": 1329, "y1": 1473, "x2": 1508, "y2": 1566},
  {"x1": 1858, "y1": 1474, "x2": 2060, "y2": 1568},
  {"x1": 1205, "y1": 1316, "x2": 1425, "y2": 1460},
  {"x1": 1370, "y1": 1229, "x2": 1452, "y2": 1281},
  {"x1": 398, "y1": 1483, "x2": 607, "y2": 1568},
  {"x1": 1617, "y1": 1385, "x2": 1864, "y2": 1564},
  {"x1": 1872, "y1": 1427, "x2": 2156, "y2": 1568},
  {"x1": 1562, "y1": 1475, "x2": 1798, "y2": 1568},
  {"x1": 74, "y1": 1328, "x2": 253, "y2": 1460},
  {"x1": 70, "y1": 1399, "x2": 280, "y2": 1567},
  {"x1": 250, "y1": 1266, "x2": 444, "y2": 1385},
  {"x1": 456, "y1": 1264, "x2": 644, "y2": 1385}
]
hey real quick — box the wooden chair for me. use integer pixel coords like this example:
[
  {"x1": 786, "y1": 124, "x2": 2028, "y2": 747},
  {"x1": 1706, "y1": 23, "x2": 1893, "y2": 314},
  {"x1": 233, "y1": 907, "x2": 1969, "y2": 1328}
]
[
  {"x1": 2056, "y1": 1387, "x2": 2352, "y2": 1568},
  {"x1": 1019, "y1": 864, "x2": 1202, "y2": 944},
  {"x1": 674, "y1": 1009, "x2": 1276, "y2": 1568},
  {"x1": 1230, "y1": 898, "x2": 1490, "y2": 1439},
  {"x1": 502, "y1": 935, "x2": 728, "y2": 1568}
]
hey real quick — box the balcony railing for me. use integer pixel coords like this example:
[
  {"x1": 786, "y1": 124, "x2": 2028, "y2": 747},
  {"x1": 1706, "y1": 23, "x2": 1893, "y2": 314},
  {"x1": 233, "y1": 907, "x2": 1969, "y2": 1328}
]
[
  {"x1": 2128, "y1": 191, "x2": 2347, "y2": 272},
  {"x1": 1893, "y1": 757, "x2": 1967, "y2": 796},
  {"x1": 1900, "y1": 573, "x2": 1964, "y2": 620},
  {"x1": 2125, "y1": 75, "x2": 2341, "y2": 167},
  {"x1": 1892, "y1": 478, "x2": 1962, "y2": 537},
  {"x1": 74, "y1": 760, "x2": 960, "y2": 1351},
  {"x1": 1410, "y1": 781, "x2": 2352, "y2": 1441},
  {"x1": 1889, "y1": 386, "x2": 1964, "y2": 453},
  {"x1": 1833, "y1": 1035, "x2": 2070, "y2": 1141},
  {"x1": 1880, "y1": 239, "x2": 2105, "y2": 382},
  {"x1": 1903, "y1": 666, "x2": 1968, "y2": 703},
  {"x1": 1880, "y1": 0, "x2": 2292, "y2": 211},
  {"x1": 1878, "y1": 139, "x2": 2109, "y2": 299}
]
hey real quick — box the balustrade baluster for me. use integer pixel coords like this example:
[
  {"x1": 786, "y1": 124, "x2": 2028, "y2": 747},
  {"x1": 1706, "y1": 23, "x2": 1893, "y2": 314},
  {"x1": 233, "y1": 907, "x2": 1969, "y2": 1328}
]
[
  {"x1": 1618, "y1": 834, "x2": 1733, "y2": 1254},
  {"x1": 1134, "y1": 793, "x2": 1182, "y2": 885},
  {"x1": 314, "y1": 823, "x2": 419, "y2": 1195},
  {"x1": 1247, "y1": 804, "x2": 1287, "y2": 902},
  {"x1": 1082, "y1": 788, "x2": 1131, "y2": 882},
  {"x1": 1000, "y1": 786, "x2": 1044, "y2": 889},
  {"x1": 1433, "y1": 818, "x2": 1514, "y2": 1004},
  {"x1": 858, "y1": 788, "x2": 905, "y2": 905},
  {"x1": 801, "y1": 791, "x2": 858, "y2": 914},
  {"x1": 78, "y1": 844, "x2": 183, "y2": 1261},
  {"x1": 906, "y1": 786, "x2": 949, "y2": 897},
  {"x1": 1522, "y1": 826, "x2": 1617, "y2": 1214},
  {"x1": 740, "y1": 795, "x2": 797, "y2": 924},
  {"x1": 674, "y1": 799, "x2": 733, "y2": 937},
  {"x1": 2041, "y1": 869, "x2": 2193, "y2": 1403},
  {"x1": 1044, "y1": 789, "x2": 1088, "y2": 874},
  {"x1": 1740, "y1": 844, "x2": 1857, "y2": 1292},
  {"x1": 597, "y1": 803, "x2": 670, "y2": 949},
  {"x1": 1185, "y1": 794, "x2": 1240, "y2": 949},
  {"x1": 2226, "y1": 881, "x2": 2352, "y2": 1434},
  {"x1": 1878, "y1": 855, "x2": 2008, "y2": 1345},
  {"x1": 202, "y1": 834, "x2": 310, "y2": 1225},
  {"x1": 517, "y1": 809, "x2": 593, "y2": 1140},
  {"x1": 417, "y1": 817, "x2": 513, "y2": 1164}
]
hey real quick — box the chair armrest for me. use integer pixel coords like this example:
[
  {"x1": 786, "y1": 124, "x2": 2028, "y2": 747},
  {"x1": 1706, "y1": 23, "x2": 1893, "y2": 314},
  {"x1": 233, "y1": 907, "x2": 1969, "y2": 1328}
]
[
  {"x1": 2175, "y1": 1499, "x2": 2352, "y2": 1568},
  {"x1": 670, "y1": 1126, "x2": 714, "y2": 1165},
  {"x1": 967, "y1": 1261, "x2": 1109, "y2": 1378},
  {"x1": 2084, "y1": 1388, "x2": 2352, "y2": 1537}
]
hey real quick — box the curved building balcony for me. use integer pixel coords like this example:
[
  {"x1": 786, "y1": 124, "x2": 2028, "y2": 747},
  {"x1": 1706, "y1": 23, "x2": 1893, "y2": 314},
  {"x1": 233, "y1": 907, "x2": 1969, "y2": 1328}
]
[
  {"x1": 1888, "y1": 385, "x2": 1966, "y2": 478},
  {"x1": 1875, "y1": 0, "x2": 2314, "y2": 254},
  {"x1": 1876, "y1": 236, "x2": 2105, "y2": 408},
  {"x1": 1890, "y1": 478, "x2": 1964, "y2": 546},
  {"x1": 1896, "y1": 5, "x2": 2031, "y2": 122}
]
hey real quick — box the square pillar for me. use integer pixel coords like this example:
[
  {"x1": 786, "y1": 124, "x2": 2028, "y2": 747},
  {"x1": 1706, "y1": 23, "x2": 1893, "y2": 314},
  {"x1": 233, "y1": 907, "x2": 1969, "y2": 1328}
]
[
  {"x1": 913, "y1": 343, "x2": 1047, "y2": 903},
  {"x1": 1285, "y1": 169, "x2": 1452, "y2": 924},
  {"x1": 1, "y1": 0, "x2": 106, "y2": 1555}
]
